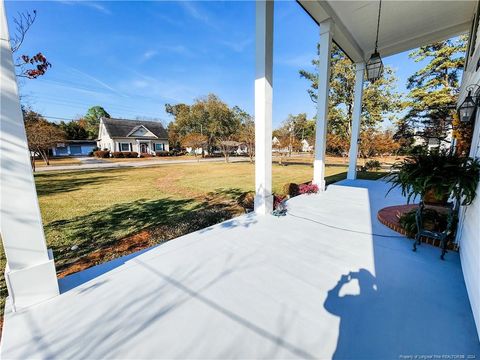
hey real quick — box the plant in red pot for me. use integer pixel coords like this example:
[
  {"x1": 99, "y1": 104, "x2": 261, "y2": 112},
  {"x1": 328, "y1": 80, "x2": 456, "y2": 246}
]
[{"x1": 387, "y1": 149, "x2": 480, "y2": 206}]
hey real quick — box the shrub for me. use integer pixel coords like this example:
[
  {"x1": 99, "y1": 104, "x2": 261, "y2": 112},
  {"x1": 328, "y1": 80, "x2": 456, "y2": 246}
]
[
  {"x1": 155, "y1": 151, "x2": 169, "y2": 157},
  {"x1": 299, "y1": 183, "x2": 319, "y2": 194},
  {"x1": 111, "y1": 152, "x2": 124, "y2": 158},
  {"x1": 237, "y1": 191, "x2": 255, "y2": 211},
  {"x1": 273, "y1": 194, "x2": 286, "y2": 210},
  {"x1": 283, "y1": 183, "x2": 299, "y2": 197},
  {"x1": 130, "y1": 152, "x2": 139, "y2": 158},
  {"x1": 93, "y1": 150, "x2": 110, "y2": 158},
  {"x1": 388, "y1": 150, "x2": 480, "y2": 205},
  {"x1": 364, "y1": 160, "x2": 381, "y2": 171}
]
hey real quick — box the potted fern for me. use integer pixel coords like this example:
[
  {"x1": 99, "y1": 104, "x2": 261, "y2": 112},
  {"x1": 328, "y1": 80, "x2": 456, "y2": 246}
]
[{"x1": 387, "y1": 150, "x2": 480, "y2": 206}]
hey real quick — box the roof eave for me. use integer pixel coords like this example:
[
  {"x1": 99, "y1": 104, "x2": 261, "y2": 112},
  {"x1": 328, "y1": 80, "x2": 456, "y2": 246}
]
[
  {"x1": 297, "y1": 0, "x2": 365, "y2": 63},
  {"x1": 297, "y1": 0, "x2": 471, "y2": 62}
]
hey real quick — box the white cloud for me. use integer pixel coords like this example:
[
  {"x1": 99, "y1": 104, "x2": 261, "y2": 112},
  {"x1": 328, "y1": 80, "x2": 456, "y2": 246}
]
[
  {"x1": 142, "y1": 50, "x2": 158, "y2": 62},
  {"x1": 220, "y1": 38, "x2": 253, "y2": 53},
  {"x1": 84, "y1": 2, "x2": 112, "y2": 15},
  {"x1": 121, "y1": 71, "x2": 197, "y2": 103},
  {"x1": 57, "y1": 1, "x2": 112, "y2": 15},
  {"x1": 178, "y1": 2, "x2": 216, "y2": 29},
  {"x1": 277, "y1": 53, "x2": 315, "y2": 68},
  {"x1": 140, "y1": 45, "x2": 193, "y2": 63},
  {"x1": 132, "y1": 80, "x2": 149, "y2": 89},
  {"x1": 67, "y1": 66, "x2": 128, "y2": 98}
]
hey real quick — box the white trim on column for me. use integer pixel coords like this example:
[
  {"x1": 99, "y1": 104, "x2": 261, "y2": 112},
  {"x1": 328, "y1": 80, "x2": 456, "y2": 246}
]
[
  {"x1": 347, "y1": 62, "x2": 365, "y2": 180},
  {"x1": 254, "y1": 0, "x2": 274, "y2": 215},
  {"x1": 313, "y1": 19, "x2": 334, "y2": 191},
  {"x1": 0, "y1": 0, "x2": 59, "y2": 311}
]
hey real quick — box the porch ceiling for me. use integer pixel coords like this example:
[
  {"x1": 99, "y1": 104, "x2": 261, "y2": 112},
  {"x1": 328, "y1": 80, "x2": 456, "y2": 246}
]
[{"x1": 298, "y1": 0, "x2": 474, "y2": 62}]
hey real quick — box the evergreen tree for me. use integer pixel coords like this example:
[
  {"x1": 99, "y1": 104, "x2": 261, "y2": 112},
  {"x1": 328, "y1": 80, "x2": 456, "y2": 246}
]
[
  {"x1": 84, "y1": 106, "x2": 110, "y2": 139},
  {"x1": 396, "y1": 36, "x2": 467, "y2": 146},
  {"x1": 59, "y1": 120, "x2": 88, "y2": 140},
  {"x1": 300, "y1": 44, "x2": 402, "y2": 143}
]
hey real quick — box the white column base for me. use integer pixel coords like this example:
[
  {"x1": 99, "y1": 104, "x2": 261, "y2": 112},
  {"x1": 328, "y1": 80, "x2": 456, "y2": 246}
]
[
  {"x1": 313, "y1": 159, "x2": 326, "y2": 191},
  {"x1": 5, "y1": 249, "x2": 59, "y2": 312},
  {"x1": 347, "y1": 166, "x2": 357, "y2": 180},
  {"x1": 254, "y1": 194, "x2": 273, "y2": 215}
]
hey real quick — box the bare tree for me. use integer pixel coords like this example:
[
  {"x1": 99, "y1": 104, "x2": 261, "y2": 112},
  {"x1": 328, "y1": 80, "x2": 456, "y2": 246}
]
[
  {"x1": 10, "y1": 10, "x2": 36, "y2": 52},
  {"x1": 238, "y1": 118, "x2": 255, "y2": 163},
  {"x1": 219, "y1": 140, "x2": 241, "y2": 163},
  {"x1": 10, "y1": 10, "x2": 51, "y2": 79},
  {"x1": 181, "y1": 133, "x2": 207, "y2": 162},
  {"x1": 24, "y1": 110, "x2": 66, "y2": 169}
]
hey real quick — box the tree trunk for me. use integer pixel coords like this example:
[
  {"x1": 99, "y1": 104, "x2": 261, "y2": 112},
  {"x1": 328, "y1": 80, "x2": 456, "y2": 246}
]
[
  {"x1": 223, "y1": 148, "x2": 229, "y2": 163},
  {"x1": 39, "y1": 149, "x2": 49, "y2": 165},
  {"x1": 30, "y1": 153, "x2": 36, "y2": 172}
]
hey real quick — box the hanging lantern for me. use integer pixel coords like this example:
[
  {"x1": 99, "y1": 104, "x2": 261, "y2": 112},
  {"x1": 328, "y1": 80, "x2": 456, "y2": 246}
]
[
  {"x1": 458, "y1": 90, "x2": 477, "y2": 122},
  {"x1": 366, "y1": 51, "x2": 384, "y2": 83},
  {"x1": 366, "y1": 0, "x2": 384, "y2": 83}
]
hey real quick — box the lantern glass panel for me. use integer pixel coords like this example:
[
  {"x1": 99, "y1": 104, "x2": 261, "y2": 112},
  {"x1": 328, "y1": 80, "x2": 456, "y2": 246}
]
[
  {"x1": 366, "y1": 52, "x2": 384, "y2": 82},
  {"x1": 459, "y1": 95, "x2": 476, "y2": 122}
]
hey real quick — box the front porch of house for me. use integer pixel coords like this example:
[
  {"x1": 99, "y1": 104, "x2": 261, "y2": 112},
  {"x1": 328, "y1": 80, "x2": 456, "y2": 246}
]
[
  {"x1": 2, "y1": 0, "x2": 480, "y2": 357},
  {"x1": 1, "y1": 180, "x2": 479, "y2": 358}
]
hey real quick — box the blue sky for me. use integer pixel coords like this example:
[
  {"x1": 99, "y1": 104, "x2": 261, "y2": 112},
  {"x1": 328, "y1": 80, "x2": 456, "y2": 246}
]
[{"x1": 6, "y1": 0, "x2": 423, "y2": 128}]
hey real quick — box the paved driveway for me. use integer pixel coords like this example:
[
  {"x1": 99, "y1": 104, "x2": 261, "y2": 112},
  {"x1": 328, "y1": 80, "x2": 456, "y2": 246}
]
[{"x1": 36, "y1": 156, "x2": 250, "y2": 172}]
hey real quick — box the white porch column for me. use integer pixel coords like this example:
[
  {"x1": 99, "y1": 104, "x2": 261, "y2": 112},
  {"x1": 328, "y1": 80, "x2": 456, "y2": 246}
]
[
  {"x1": 313, "y1": 19, "x2": 334, "y2": 191},
  {"x1": 0, "y1": 0, "x2": 59, "y2": 311},
  {"x1": 347, "y1": 62, "x2": 365, "y2": 180},
  {"x1": 254, "y1": 0, "x2": 274, "y2": 215}
]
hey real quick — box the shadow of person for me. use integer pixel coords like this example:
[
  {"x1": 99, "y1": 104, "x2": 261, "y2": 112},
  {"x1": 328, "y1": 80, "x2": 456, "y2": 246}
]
[{"x1": 324, "y1": 269, "x2": 385, "y2": 359}]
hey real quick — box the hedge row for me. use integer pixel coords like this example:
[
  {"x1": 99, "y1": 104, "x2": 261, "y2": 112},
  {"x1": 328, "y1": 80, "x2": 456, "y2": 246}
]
[
  {"x1": 94, "y1": 149, "x2": 186, "y2": 158},
  {"x1": 156, "y1": 150, "x2": 187, "y2": 157},
  {"x1": 93, "y1": 150, "x2": 110, "y2": 158},
  {"x1": 94, "y1": 151, "x2": 139, "y2": 158}
]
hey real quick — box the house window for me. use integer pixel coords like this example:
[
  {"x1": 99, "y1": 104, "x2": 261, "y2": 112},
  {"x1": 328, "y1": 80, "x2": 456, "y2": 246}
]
[
  {"x1": 155, "y1": 143, "x2": 164, "y2": 151},
  {"x1": 471, "y1": 2, "x2": 480, "y2": 57},
  {"x1": 120, "y1": 143, "x2": 130, "y2": 151}
]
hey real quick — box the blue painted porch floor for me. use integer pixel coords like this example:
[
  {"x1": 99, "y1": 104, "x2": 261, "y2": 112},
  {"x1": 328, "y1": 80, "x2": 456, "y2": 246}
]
[{"x1": 1, "y1": 180, "x2": 479, "y2": 359}]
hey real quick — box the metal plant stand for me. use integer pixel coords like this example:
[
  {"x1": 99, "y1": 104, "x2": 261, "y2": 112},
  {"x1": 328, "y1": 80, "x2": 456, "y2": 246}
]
[{"x1": 413, "y1": 200, "x2": 457, "y2": 260}]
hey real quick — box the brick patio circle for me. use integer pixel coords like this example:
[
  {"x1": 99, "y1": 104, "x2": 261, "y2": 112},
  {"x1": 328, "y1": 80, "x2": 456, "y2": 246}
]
[{"x1": 377, "y1": 204, "x2": 458, "y2": 251}]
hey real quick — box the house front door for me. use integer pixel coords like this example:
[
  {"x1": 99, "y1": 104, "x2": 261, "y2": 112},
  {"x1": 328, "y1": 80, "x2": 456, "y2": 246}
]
[{"x1": 140, "y1": 143, "x2": 148, "y2": 154}]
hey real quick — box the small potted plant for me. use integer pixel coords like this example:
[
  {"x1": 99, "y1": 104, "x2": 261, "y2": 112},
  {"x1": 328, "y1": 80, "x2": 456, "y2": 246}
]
[{"x1": 387, "y1": 149, "x2": 480, "y2": 205}]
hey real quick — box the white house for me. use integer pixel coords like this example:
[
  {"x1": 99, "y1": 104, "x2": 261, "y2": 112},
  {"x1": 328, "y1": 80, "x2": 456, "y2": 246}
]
[
  {"x1": 97, "y1": 117, "x2": 169, "y2": 155},
  {"x1": 412, "y1": 127, "x2": 454, "y2": 151},
  {"x1": 301, "y1": 138, "x2": 313, "y2": 152}
]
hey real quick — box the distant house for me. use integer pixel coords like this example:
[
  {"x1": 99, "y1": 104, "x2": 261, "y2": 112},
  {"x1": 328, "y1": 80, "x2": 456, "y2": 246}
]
[
  {"x1": 185, "y1": 147, "x2": 208, "y2": 155},
  {"x1": 97, "y1": 117, "x2": 169, "y2": 155},
  {"x1": 52, "y1": 140, "x2": 97, "y2": 156},
  {"x1": 301, "y1": 139, "x2": 313, "y2": 152}
]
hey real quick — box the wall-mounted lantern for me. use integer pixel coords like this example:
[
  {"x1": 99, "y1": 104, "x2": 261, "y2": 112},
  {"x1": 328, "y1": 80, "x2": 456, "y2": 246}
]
[{"x1": 458, "y1": 85, "x2": 480, "y2": 123}]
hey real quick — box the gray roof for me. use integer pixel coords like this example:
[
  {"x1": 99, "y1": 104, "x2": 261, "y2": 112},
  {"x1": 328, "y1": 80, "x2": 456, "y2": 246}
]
[{"x1": 101, "y1": 117, "x2": 168, "y2": 139}]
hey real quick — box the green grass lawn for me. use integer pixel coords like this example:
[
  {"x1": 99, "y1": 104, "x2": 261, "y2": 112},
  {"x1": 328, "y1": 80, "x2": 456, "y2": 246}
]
[{"x1": 0, "y1": 162, "x2": 386, "y2": 318}]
